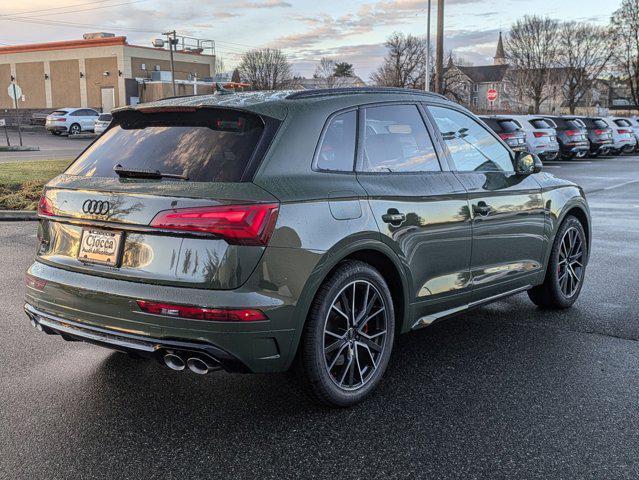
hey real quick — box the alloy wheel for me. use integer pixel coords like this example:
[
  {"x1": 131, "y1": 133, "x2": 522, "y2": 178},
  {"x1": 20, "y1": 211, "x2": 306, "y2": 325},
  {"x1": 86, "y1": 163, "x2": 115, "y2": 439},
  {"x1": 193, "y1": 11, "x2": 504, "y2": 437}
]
[
  {"x1": 557, "y1": 226, "x2": 584, "y2": 298},
  {"x1": 323, "y1": 280, "x2": 388, "y2": 391}
]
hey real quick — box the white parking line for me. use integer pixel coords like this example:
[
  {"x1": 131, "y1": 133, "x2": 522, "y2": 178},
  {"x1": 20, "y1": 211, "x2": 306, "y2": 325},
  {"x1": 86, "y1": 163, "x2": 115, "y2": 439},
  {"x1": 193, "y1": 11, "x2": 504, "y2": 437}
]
[{"x1": 602, "y1": 179, "x2": 639, "y2": 191}]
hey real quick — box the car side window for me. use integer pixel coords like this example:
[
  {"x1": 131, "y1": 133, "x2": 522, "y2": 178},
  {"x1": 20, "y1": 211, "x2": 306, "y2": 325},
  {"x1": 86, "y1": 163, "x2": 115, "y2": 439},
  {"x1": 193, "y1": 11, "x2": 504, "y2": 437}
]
[
  {"x1": 359, "y1": 104, "x2": 440, "y2": 173},
  {"x1": 428, "y1": 105, "x2": 514, "y2": 173},
  {"x1": 316, "y1": 110, "x2": 356, "y2": 172},
  {"x1": 70, "y1": 110, "x2": 82, "y2": 116}
]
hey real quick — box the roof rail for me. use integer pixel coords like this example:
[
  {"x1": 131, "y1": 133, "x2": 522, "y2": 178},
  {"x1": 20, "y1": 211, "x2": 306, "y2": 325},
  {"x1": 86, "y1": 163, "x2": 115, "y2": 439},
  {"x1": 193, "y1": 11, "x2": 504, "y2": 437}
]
[{"x1": 286, "y1": 87, "x2": 447, "y2": 100}]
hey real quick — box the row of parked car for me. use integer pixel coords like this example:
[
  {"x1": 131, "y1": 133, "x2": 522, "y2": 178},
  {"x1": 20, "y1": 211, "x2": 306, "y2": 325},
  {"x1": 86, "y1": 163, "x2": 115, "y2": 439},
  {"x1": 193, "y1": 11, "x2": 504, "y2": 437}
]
[
  {"x1": 44, "y1": 107, "x2": 112, "y2": 136},
  {"x1": 479, "y1": 114, "x2": 639, "y2": 160}
]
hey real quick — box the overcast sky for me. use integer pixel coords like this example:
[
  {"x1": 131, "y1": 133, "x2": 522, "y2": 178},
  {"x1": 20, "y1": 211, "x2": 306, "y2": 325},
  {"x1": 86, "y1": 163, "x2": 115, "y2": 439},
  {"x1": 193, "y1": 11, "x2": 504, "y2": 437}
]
[{"x1": 0, "y1": 0, "x2": 621, "y2": 80}]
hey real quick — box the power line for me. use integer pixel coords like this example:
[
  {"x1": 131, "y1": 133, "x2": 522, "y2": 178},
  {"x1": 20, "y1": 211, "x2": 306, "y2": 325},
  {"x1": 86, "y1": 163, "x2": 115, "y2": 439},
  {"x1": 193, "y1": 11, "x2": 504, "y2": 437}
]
[
  {"x1": 0, "y1": 15, "x2": 159, "y2": 34},
  {"x1": 0, "y1": 0, "x2": 112, "y2": 18}
]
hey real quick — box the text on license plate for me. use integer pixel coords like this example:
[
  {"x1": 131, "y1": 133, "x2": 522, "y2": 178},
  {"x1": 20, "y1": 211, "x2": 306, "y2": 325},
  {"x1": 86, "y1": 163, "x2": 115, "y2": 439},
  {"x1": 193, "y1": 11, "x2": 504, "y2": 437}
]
[{"x1": 78, "y1": 229, "x2": 123, "y2": 266}]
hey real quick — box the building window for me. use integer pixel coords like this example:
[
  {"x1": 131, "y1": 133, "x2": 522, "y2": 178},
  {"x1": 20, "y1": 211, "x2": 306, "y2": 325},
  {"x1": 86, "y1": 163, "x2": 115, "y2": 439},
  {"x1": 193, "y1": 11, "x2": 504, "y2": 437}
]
[{"x1": 473, "y1": 84, "x2": 478, "y2": 92}]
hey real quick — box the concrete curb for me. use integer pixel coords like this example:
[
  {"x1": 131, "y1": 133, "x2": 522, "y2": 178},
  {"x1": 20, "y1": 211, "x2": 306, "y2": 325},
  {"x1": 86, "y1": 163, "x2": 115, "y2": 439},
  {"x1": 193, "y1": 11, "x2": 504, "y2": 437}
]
[
  {"x1": 67, "y1": 133, "x2": 96, "y2": 140},
  {"x1": 0, "y1": 210, "x2": 38, "y2": 221},
  {"x1": 0, "y1": 146, "x2": 40, "y2": 152}
]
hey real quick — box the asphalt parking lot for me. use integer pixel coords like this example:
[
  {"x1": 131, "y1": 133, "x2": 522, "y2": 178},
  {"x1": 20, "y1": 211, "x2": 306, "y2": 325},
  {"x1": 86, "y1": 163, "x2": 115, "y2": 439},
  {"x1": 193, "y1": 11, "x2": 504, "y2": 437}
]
[
  {"x1": 0, "y1": 129, "x2": 93, "y2": 163},
  {"x1": 1, "y1": 155, "x2": 638, "y2": 479}
]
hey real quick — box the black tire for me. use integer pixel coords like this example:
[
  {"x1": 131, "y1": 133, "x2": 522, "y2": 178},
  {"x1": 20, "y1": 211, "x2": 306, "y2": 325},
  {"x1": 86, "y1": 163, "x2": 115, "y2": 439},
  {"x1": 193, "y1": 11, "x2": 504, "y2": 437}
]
[
  {"x1": 69, "y1": 123, "x2": 81, "y2": 135},
  {"x1": 52, "y1": 131, "x2": 61, "y2": 136},
  {"x1": 528, "y1": 215, "x2": 587, "y2": 309},
  {"x1": 298, "y1": 260, "x2": 395, "y2": 407}
]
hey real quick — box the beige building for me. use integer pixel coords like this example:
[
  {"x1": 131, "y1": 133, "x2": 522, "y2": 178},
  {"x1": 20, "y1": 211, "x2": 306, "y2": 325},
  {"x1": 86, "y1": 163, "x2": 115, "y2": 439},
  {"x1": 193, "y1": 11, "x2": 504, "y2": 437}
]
[{"x1": 0, "y1": 34, "x2": 215, "y2": 111}]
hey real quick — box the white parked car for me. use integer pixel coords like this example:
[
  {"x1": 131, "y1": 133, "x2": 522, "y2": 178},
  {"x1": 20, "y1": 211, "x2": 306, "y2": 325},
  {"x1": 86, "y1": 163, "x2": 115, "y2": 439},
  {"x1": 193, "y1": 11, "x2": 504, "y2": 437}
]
[
  {"x1": 509, "y1": 115, "x2": 560, "y2": 160},
  {"x1": 45, "y1": 108, "x2": 100, "y2": 136},
  {"x1": 609, "y1": 116, "x2": 639, "y2": 152},
  {"x1": 93, "y1": 113, "x2": 112, "y2": 135},
  {"x1": 605, "y1": 116, "x2": 637, "y2": 154}
]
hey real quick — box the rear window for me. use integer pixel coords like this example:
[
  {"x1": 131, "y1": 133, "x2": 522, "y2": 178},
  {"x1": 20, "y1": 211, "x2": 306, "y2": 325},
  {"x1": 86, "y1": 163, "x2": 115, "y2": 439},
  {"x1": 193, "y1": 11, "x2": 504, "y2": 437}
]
[
  {"x1": 481, "y1": 118, "x2": 519, "y2": 133},
  {"x1": 614, "y1": 119, "x2": 632, "y2": 127},
  {"x1": 582, "y1": 118, "x2": 608, "y2": 129},
  {"x1": 529, "y1": 119, "x2": 552, "y2": 129},
  {"x1": 97, "y1": 114, "x2": 112, "y2": 122},
  {"x1": 66, "y1": 108, "x2": 265, "y2": 182},
  {"x1": 50, "y1": 110, "x2": 69, "y2": 116}
]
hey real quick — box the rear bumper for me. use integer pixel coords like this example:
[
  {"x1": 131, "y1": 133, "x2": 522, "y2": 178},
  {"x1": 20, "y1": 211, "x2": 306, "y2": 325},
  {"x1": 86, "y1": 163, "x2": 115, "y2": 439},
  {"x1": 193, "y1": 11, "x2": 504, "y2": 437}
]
[
  {"x1": 25, "y1": 303, "x2": 250, "y2": 373},
  {"x1": 25, "y1": 260, "x2": 303, "y2": 373},
  {"x1": 45, "y1": 125, "x2": 67, "y2": 132}
]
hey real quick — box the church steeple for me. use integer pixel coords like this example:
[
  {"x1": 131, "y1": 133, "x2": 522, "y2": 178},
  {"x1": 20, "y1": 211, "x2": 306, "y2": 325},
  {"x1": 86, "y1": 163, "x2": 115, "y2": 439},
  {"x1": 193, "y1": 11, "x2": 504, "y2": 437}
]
[{"x1": 494, "y1": 31, "x2": 507, "y2": 65}]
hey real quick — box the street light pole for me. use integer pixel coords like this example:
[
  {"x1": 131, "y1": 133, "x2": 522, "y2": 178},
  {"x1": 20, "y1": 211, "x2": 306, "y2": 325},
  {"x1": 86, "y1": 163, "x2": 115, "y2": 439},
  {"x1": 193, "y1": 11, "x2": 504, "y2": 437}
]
[
  {"x1": 435, "y1": 0, "x2": 444, "y2": 94},
  {"x1": 163, "y1": 30, "x2": 177, "y2": 96},
  {"x1": 425, "y1": 0, "x2": 431, "y2": 91}
]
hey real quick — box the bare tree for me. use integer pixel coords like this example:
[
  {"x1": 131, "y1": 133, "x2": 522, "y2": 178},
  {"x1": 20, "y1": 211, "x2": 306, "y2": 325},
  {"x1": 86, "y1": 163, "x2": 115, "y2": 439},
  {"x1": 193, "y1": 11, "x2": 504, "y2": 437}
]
[
  {"x1": 371, "y1": 32, "x2": 428, "y2": 89},
  {"x1": 314, "y1": 57, "x2": 339, "y2": 88},
  {"x1": 505, "y1": 16, "x2": 559, "y2": 113},
  {"x1": 238, "y1": 48, "x2": 292, "y2": 90},
  {"x1": 611, "y1": 0, "x2": 639, "y2": 106},
  {"x1": 440, "y1": 52, "x2": 470, "y2": 105},
  {"x1": 558, "y1": 22, "x2": 613, "y2": 113}
]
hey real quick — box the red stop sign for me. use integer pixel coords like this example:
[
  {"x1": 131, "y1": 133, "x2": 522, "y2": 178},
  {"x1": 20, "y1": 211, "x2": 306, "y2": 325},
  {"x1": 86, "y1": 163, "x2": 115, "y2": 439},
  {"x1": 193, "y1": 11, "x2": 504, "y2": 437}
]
[{"x1": 487, "y1": 88, "x2": 498, "y2": 102}]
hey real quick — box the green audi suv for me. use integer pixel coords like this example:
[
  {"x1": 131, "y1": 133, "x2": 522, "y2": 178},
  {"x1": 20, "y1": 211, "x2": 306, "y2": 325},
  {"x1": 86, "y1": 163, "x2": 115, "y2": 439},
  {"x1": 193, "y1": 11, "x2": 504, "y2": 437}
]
[{"x1": 25, "y1": 88, "x2": 591, "y2": 406}]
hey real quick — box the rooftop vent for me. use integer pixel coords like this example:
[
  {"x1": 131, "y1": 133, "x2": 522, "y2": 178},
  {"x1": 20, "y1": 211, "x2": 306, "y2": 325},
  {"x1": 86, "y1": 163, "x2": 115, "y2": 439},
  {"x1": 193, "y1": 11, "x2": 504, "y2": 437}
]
[{"x1": 83, "y1": 32, "x2": 115, "y2": 40}]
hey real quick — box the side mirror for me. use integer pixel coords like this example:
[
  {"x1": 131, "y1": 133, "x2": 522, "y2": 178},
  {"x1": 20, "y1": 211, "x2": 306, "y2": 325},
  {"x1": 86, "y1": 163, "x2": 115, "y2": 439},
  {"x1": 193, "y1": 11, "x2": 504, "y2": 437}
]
[{"x1": 514, "y1": 151, "x2": 542, "y2": 175}]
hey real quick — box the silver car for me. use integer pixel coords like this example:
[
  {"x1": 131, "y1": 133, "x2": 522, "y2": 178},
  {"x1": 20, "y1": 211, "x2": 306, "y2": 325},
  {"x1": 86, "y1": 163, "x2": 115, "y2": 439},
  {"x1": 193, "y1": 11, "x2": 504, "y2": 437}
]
[
  {"x1": 94, "y1": 113, "x2": 112, "y2": 135},
  {"x1": 605, "y1": 116, "x2": 637, "y2": 154},
  {"x1": 45, "y1": 107, "x2": 99, "y2": 136},
  {"x1": 507, "y1": 115, "x2": 560, "y2": 160},
  {"x1": 609, "y1": 116, "x2": 639, "y2": 152}
]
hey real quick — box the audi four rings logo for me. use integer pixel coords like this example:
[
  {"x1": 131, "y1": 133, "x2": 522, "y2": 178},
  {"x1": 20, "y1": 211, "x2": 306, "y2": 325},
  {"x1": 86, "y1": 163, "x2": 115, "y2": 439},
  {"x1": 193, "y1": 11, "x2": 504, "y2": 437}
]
[{"x1": 82, "y1": 199, "x2": 110, "y2": 215}]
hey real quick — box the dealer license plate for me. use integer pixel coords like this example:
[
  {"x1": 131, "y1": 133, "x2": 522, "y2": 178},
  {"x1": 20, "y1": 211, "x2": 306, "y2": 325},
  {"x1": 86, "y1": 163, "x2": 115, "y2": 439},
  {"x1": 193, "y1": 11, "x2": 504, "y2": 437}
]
[{"x1": 78, "y1": 228, "x2": 123, "y2": 266}]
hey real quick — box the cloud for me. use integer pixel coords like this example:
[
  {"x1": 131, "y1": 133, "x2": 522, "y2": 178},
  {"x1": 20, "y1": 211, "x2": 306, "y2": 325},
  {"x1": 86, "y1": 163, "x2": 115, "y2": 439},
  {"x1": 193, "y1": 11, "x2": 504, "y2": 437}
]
[
  {"x1": 269, "y1": 0, "x2": 488, "y2": 50},
  {"x1": 233, "y1": 0, "x2": 292, "y2": 7}
]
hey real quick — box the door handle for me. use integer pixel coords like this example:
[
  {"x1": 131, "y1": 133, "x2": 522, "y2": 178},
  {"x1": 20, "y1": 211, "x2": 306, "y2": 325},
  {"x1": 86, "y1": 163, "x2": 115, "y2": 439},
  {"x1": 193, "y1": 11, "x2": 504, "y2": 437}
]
[
  {"x1": 382, "y1": 212, "x2": 406, "y2": 225},
  {"x1": 473, "y1": 202, "x2": 493, "y2": 216}
]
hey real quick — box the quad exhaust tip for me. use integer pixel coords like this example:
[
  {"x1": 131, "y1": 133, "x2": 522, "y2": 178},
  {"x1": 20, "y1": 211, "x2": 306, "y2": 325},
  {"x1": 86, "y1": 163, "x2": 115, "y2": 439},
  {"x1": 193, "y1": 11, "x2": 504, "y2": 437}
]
[
  {"x1": 187, "y1": 357, "x2": 209, "y2": 375},
  {"x1": 163, "y1": 353, "x2": 186, "y2": 371}
]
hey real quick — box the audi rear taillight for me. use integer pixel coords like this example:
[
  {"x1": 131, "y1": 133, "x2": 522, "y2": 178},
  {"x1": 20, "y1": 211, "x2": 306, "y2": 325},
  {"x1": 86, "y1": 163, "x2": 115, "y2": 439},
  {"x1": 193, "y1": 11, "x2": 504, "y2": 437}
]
[
  {"x1": 499, "y1": 133, "x2": 515, "y2": 140},
  {"x1": 594, "y1": 129, "x2": 607, "y2": 135},
  {"x1": 136, "y1": 300, "x2": 267, "y2": 322},
  {"x1": 566, "y1": 130, "x2": 581, "y2": 136},
  {"x1": 533, "y1": 132, "x2": 548, "y2": 138},
  {"x1": 37, "y1": 194, "x2": 54, "y2": 216},
  {"x1": 618, "y1": 129, "x2": 632, "y2": 134},
  {"x1": 149, "y1": 203, "x2": 279, "y2": 246},
  {"x1": 53, "y1": 117, "x2": 66, "y2": 122}
]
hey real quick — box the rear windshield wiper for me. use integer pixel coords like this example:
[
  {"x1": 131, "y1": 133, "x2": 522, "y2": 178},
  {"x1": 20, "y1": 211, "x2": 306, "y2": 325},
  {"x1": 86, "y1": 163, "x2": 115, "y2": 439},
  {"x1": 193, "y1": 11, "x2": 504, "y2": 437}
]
[{"x1": 113, "y1": 164, "x2": 188, "y2": 180}]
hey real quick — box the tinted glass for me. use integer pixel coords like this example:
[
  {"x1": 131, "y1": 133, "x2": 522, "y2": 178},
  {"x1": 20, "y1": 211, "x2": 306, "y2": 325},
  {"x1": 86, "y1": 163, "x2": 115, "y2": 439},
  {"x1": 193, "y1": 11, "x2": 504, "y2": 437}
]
[
  {"x1": 592, "y1": 119, "x2": 608, "y2": 129},
  {"x1": 530, "y1": 119, "x2": 552, "y2": 129},
  {"x1": 497, "y1": 120, "x2": 519, "y2": 132},
  {"x1": 51, "y1": 110, "x2": 69, "y2": 116},
  {"x1": 360, "y1": 105, "x2": 440, "y2": 173},
  {"x1": 614, "y1": 119, "x2": 631, "y2": 127},
  {"x1": 98, "y1": 114, "x2": 112, "y2": 122},
  {"x1": 316, "y1": 110, "x2": 356, "y2": 171},
  {"x1": 66, "y1": 109, "x2": 264, "y2": 182},
  {"x1": 567, "y1": 120, "x2": 584, "y2": 130},
  {"x1": 429, "y1": 106, "x2": 513, "y2": 173}
]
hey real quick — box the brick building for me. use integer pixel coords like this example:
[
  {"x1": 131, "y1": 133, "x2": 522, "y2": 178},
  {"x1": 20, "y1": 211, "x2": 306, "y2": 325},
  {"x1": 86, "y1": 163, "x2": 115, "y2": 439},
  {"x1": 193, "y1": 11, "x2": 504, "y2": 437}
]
[{"x1": 0, "y1": 33, "x2": 216, "y2": 112}]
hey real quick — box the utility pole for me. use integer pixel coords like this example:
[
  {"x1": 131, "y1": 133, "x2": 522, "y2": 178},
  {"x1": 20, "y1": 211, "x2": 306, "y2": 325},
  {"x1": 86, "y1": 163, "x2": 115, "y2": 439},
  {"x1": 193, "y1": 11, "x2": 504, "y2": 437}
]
[
  {"x1": 425, "y1": 0, "x2": 432, "y2": 91},
  {"x1": 434, "y1": 0, "x2": 444, "y2": 94},
  {"x1": 163, "y1": 30, "x2": 177, "y2": 96}
]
